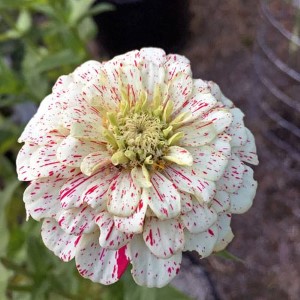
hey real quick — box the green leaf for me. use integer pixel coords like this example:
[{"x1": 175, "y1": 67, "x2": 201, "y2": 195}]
[{"x1": 214, "y1": 250, "x2": 244, "y2": 263}]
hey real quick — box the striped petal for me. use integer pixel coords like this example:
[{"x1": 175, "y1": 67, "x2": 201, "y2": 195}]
[
  {"x1": 188, "y1": 145, "x2": 228, "y2": 181},
  {"x1": 80, "y1": 150, "x2": 111, "y2": 176},
  {"x1": 147, "y1": 172, "x2": 181, "y2": 220},
  {"x1": 128, "y1": 235, "x2": 182, "y2": 288},
  {"x1": 164, "y1": 54, "x2": 192, "y2": 81},
  {"x1": 143, "y1": 217, "x2": 184, "y2": 258},
  {"x1": 179, "y1": 191, "x2": 193, "y2": 213},
  {"x1": 107, "y1": 171, "x2": 141, "y2": 217},
  {"x1": 211, "y1": 191, "x2": 230, "y2": 214},
  {"x1": 203, "y1": 109, "x2": 233, "y2": 133},
  {"x1": 96, "y1": 212, "x2": 133, "y2": 250},
  {"x1": 114, "y1": 190, "x2": 148, "y2": 234},
  {"x1": 75, "y1": 232, "x2": 129, "y2": 284},
  {"x1": 41, "y1": 218, "x2": 81, "y2": 262},
  {"x1": 57, "y1": 205, "x2": 98, "y2": 235}
]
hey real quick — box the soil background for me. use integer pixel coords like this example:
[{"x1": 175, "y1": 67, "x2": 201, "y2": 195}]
[{"x1": 182, "y1": 0, "x2": 300, "y2": 299}]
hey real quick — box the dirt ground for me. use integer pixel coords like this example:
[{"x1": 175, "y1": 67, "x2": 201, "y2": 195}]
[{"x1": 181, "y1": 0, "x2": 300, "y2": 299}]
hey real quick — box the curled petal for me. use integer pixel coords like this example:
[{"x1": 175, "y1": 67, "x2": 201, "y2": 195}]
[
  {"x1": 163, "y1": 146, "x2": 193, "y2": 166},
  {"x1": 213, "y1": 213, "x2": 234, "y2": 252}
]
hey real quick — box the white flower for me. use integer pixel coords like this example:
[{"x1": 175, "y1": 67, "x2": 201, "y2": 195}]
[{"x1": 17, "y1": 48, "x2": 258, "y2": 287}]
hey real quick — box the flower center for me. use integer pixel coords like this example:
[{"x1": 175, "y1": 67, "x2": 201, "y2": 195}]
[{"x1": 102, "y1": 86, "x2": 187, "y2": 169}]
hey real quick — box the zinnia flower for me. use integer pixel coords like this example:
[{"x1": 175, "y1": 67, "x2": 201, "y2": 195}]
[{"x1": 17, "y1": 48, "x2": 258, "y2": 287}]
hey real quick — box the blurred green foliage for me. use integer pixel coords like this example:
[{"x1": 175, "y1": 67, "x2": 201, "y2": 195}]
[{"x1": 0, "y1": 0, "x2": 190, "y2": 299}]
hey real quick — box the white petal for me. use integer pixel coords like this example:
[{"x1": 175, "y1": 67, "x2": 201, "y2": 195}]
[
  {"x1": 188, "y1": 145, "x2": 228, "y2": 181},
  {"x1": 30, "y1": 144, "x2": 78, "y2": 179},
  {"x1": 209, "y1": 133, "x2": 232, "y2": 159},
  {"x1": 164, "y1": 165, "x2": 216, "y2": 203},
  {"x1": 56, "y1": 136, "x2": 100, "y2": 167},
  {"x1": 181, "y1": 202, "x2": 217, "y2": 233},
  {"x1": 179, "y1": 191, "x2": 193, "y2": 214},
  {"x1": 213, "y1": 212, "x2": 234, "y2": 252},
  {"x1": 233, "y1": 128, "x2": 258, "y2": 165},
  {"x1": 107, "y1": 171, "x2": 141, "y2": 217},
  {"x1": 57, "y1": 205, "x2": 98, "y2": 235},
  {"x1": 163, "y1": 146, "x2": 193, "y2": 166},
  {"x1": 164, "y1": 54, "x2": 192, "y2": 81},
  {"x1": 230, "y1": 166, "x2": 257, "y2": 214},
  {"x1": 41, "y1": 218, "x2": 80, "y2": 262},
  {"x1": 140, "y1": 48, "x2": 166, "y2": 65},
  {"x1": 131, "y1": 166, "x2": 152, "y2": 188},
  {"x1": 81, "y1": 167, "x2": 119, "y2": 209},
  {"x1": 225, "y1": 108, "x2": 247, "y2": 147},
  {"x1": 184, "y1": 224, "x2": 219, "y2": 258},
  {"x1": 167, "y1": 72, "x2": 193, "y2": 111},
  {"x1": 96, "y1": 212, "x2": 133, "y2": 250},
  {"x1": 128, "y1": 235, "x2": 182, "y2": 288},
  {"x1": 211, "y1": 191, "x2": 230, "y2": 214},
  {"x1": 203, "y1": 109, "x2": 233, "y2": 134},
  {"x1": 146, "y1": 172, "x2": 181, "y2": 220},
  {"x1": 178, "y1": 92, "x2": 217, "y2": 122},
  {"x1": 143, "y1": 217, "x2": 184, "y2": 258},
  {"x1": 23, "y1": 177, "x2": 66, "y2": 221},
  {"x1": 179, "y1": 122, "x2": 217, "y2": 147},
  {"x1": 60, "y1": 169, "x2": 109, "y2": 209},
  {"x1": 217, "y1": 154, "x2": 245, "y2": 193},
  {"x1": 114, "y1": 190, "x2": 148, "y2": 234},
  {"x1": 72, "y1": 60, "x2": 102, "y2": 85},
  {"x1": 75, "y1": 232, "x2": 129, "y2": 284},
  {"x1": 16, "y1": 143, "x2": 39, "y2": 181},
  {"x1": 120, "y1": 65, "x2": 143, "y2": 104},
  {"x1": 80, "y1": 150, "x2": 111, "y2": 176}
]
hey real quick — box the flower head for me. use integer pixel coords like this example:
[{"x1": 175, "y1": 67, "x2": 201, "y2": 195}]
[{"x1": 17, "y1": 48, "x2": 258, "y2": 287}]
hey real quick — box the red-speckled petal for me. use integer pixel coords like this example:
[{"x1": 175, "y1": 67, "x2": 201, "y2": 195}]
[
  {"x1": 211, "y1": 191, "x2": 230, "y2": 214},
  {"x1": 80, "y1": 150, "x2": 112, "y2": 176},
  {"x1": 75, "y1": 231, "x2": 129, "y2": 284},
  {"x1": 30, "y1": 144, "x2": 78, "y2": 179},
  {"x1": 202, "y1": 108, "x2": 233, "y2": 134},
  {"x1": 230, "y1": 166, "x2": 257, "y2": 214},
  {"x1": 213, "y1": 212, "x2": 234, "y2": 252},
  {"x1": 164, "y1": 54, "x2": 192, "y2": 81},
  {"x1": 183, "y1": 224, "x2": 219, "y2": 258},
  {"x1": 163, "y1": 146, "x2": 193, "y2": 166},
  {"x1": 146, "y1": 172, "x2": 181, "y2": 220},
  {"x1": 233, "y1": 128, "x2": 258, "y2": 165},
  {"x1": 176, "y1": 79, "x2": 217, "y2": 120},
  {"x1": 96, "y1": 212, "x2": 133, "y2": 250},
  {"x1": 16, "y1": 143, "x2": 39, "y2": 181},
  {"x1": 128, "y1": 235, "x2": 182, "y2": 288},
  {"x1": 140, "y1": 48, "x2": 166, "y2": 65},
  {"x1": 81, "y1": 167, "x2": 119, "y2": 209},
  {"x1": 217, "y1": 154, "x2": 245, "y2": 193},
  {"x1": 179, "y1": 191, "x2": 193, "y2": 214},
  {"x1": 225, "y1": 107, "x2": 247, "y2": 147},
  {"x1": 114, "y1": 189, "x2": 148, "y2": 234},
  {"x1": 164, "y1": 165, "x2": 216, "y2": 203},
  {"x1": 181, "y1": 202, "x2": 217, "y2": 233},
  {"x1": 143, "y1": 217, "x2": 184, "y2": 258},
  {"x1": 179, "y1": 121, "x2": 217, "y2": 147},
  {"x1": 72, "y1": 60, "x2": 102, "y2": 85},
  {"x1": 209, "y1": 133, "x2": 232, "y2": 159},
  {"x1": 56, "y1": 136, "x2": 101, "y2": 167},
  {"x1": 60, "y1": 169, "x2": 110, "y2": 209},
  {"x1": 167, "y1": 72, "x2": 193, "y2": 112},
  {"x1": 24, "y1": 177, "x2": 67, "y2": 221},
  {"x1": 107, "y1": 171, "x2": 141, "y2": 217},
  {"x1": 57, "y1": 205, "x2": 98, "y2": 235},
  {"x1": 41, "y1": 218, "x2": 81, "y2": 262},
  {"x1": 188, "y1": 145, "x2": 228, "y2": 181}
]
